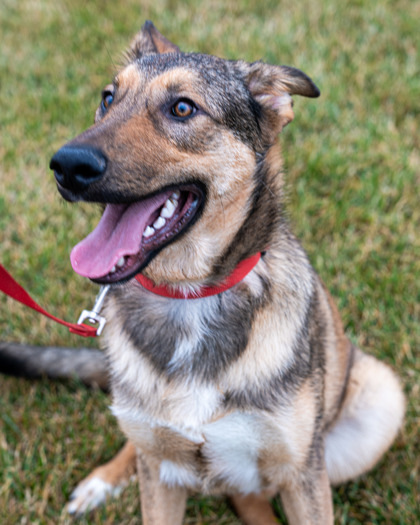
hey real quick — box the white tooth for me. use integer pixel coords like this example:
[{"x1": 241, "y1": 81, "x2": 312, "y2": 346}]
[
  {"x1": 153, "y1": 216, "x2": 166, "y2": 230},
  {"x1": 161, "y1": 199, "x2": 176, "y2": 219},
  {"x1": 143, "y1": 225, "x2": 155, "y2": 238},
  {"x1": 110, "y1": 266, "x2": 116, "y2": 273},
  {"x1": 171, "y1": 190, "x2": 180, "y2": 200},
  {"x1": 117, "y1": 256, "x2": 125, "y2": 267}
]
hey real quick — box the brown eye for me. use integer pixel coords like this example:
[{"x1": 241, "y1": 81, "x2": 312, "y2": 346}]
[
  {"x1": 101, "y1": 91, "x2": 114, "y2": 111},
  {"x1": 171, "y1": 99, "x2": 196, "y2": 120}
]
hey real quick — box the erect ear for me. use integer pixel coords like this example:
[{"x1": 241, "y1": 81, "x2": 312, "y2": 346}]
[
  {"x1": 246, "y1": 61, "x2": 320, "y2": 133},
  {"x1": 129, "y1": 20, "x2": 180, "y2": 59}
]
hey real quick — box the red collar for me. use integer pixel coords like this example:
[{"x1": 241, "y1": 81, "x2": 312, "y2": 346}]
[
  {"x1": 0, "y1": 253, "x2": 261, "y2": 340},
  {"x1": 135, "y1": 252, "x2": 261, "y2": 299}
]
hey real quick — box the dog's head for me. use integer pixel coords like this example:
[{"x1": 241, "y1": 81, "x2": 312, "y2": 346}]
[{"x1": 50, "y1": 21, "x2": 319, "y2": 287}]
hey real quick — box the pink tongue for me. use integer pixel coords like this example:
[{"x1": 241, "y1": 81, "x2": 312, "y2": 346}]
[{"x1": 70, "y1": 193, "x2": 171, "y2": 279}]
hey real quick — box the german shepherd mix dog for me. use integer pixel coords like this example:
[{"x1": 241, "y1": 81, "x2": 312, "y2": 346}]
[{"x1": 47, "y1": 21, "x2": 406, "y2": 524}]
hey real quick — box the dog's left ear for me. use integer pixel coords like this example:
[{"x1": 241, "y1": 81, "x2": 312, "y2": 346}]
[
  {"x1": 246, "y1": 62, "x2": 320, "y2": 133},
  {"x1": 129, "y1": 21, "x2": 180, "y2": 58}
]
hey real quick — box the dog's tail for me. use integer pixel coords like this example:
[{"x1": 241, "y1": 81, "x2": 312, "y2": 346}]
[{"x1": 0, "y1": 342, "x2": 108, "y2": 390}]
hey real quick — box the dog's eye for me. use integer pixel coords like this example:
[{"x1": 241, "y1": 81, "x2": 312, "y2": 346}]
[
  {"x1": 101, "y1": 91, "x2": 114, "y2": 112},
  {"x1": 171, "y1": 99, "x2": 196, "y2": 120}
]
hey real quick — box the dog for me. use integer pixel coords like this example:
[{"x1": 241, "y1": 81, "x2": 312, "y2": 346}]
[{"x1": 46, "y1": 21, "x2": 407, "y2": 523}]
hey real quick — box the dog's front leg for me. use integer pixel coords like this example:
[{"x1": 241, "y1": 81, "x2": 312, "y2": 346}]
[
  {"x1": 136, "y1": 452, "x2": 187, "y2": 525},
  {"x1": 279, "y1": 466, "x2": 333, "y2": 525}
]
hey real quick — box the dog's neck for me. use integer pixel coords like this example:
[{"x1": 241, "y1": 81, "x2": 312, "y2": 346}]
[{"x1": 135, "y1": 252, "x2": 261, "y2": 299}]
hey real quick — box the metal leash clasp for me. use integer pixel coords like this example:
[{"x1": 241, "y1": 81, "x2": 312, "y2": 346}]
[{"x1": 77, "y1": 285, "x2": 110, "y2": 336}]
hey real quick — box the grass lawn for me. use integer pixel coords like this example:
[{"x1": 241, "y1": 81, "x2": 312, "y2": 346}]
[{"x1": 0, "y1": 0, "x2": 418, "y2": 523}]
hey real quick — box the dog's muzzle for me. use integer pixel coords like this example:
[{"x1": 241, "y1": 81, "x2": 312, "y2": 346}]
[{"x1": 50, "y1": 144, "x2": 107, "y2": 193}]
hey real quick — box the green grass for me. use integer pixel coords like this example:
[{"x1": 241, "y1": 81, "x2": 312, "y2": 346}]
[{"x1": 0, "y1": 0, "x2": 418, "y2": 523}]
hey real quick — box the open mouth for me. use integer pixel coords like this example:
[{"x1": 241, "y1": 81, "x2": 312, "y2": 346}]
[{"x1": 70, "y1": 184, "x2": 204, "y2": 284}]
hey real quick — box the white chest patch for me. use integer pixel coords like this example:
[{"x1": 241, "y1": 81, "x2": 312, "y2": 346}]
[
  {"x1": 202, "y1": 412, "x2": 262, "y2": 493},
  {"x1": 157, "y1": 412, "x2": 262, "y2": 494}
]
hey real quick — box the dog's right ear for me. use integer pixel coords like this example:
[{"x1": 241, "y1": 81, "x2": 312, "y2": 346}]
[
  {"x1": 244, "y1": 61, "x2": 320, "y2": 136},
  {"x1": 129, "y1": 21, "x2": 180, "y2": 58}
]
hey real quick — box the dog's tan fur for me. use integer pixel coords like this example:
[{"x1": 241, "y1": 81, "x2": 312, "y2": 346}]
[{"x1": 47, "y1": 22, "x2": 404, "y2": 524}]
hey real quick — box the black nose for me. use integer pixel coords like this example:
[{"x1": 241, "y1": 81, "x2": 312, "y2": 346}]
[{"x1": 50, "y1": 145, "x2": 107, "y2": 192}]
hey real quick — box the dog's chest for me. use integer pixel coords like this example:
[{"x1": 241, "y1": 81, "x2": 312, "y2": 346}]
[
  {"x1": 104, "y1": 287, "x2": 300, "y2": 494},
  {"x1": 115, "y1": 399, "x2": 264, "y2": 494},
  {"x1": 105, "y1": 298, "x2": 266, "y2": 493}
]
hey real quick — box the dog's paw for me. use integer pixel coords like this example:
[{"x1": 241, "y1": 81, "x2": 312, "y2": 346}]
[{"x1": 67, "y1": 476, "x2": 124, "y2": 515}]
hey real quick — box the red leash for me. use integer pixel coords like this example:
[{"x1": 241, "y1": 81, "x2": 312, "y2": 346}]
[{"x1": 0, "y1": 264, "x2": 97, "y2": 337}]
